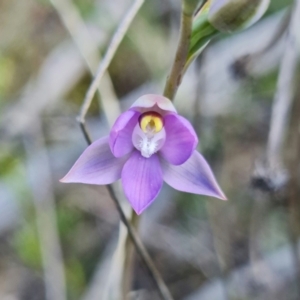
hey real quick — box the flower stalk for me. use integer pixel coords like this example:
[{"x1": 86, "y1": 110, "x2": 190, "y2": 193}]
[
  {"x1": 106, "y1": 185, "x2": 174, "y2": 300},
  {"x1": 163, "y1": 0, "x2": 196, "y2": 100}
]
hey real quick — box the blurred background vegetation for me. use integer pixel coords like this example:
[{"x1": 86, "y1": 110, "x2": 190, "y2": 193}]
[{"x1": 0, "y1": 0, "x2": 300, "y2": 299}]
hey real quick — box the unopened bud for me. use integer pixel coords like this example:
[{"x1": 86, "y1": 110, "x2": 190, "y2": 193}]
[{"x1": 208, "y1": 0, "x2": 270, "y2": 33}]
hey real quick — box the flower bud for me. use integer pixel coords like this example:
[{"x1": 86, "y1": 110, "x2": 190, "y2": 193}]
[{"x1": 208, "y1": 0, "x2": 270, "y2": 33}]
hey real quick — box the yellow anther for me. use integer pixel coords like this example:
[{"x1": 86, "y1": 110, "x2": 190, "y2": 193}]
[{"x1": 140, "y1": 112, "x2": 163, "y2": 133}]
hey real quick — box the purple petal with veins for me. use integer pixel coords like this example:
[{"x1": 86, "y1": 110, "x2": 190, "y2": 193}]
[
  {"x1": 161, "y1": 151, "x2": 227, "y2": 200},
  {"x1": 60, "y1": 137, "x2": 127, "y2": 185},
  {"x1": 109, "y1": 110, "x2": 140, "y2": 157},
  {"x1": 159, "y1": 114, "x2": 198, "y2": 165},
  {"x1": 121, "y1": 150, "x2": 163, "y2": 214}
]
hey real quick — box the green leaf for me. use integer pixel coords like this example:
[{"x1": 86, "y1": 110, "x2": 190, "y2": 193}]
[{"x1": 186, "y1": 2, "x2": 219, "y2": 70}]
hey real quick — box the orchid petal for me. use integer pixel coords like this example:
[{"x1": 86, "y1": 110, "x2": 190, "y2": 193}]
[
  {"x1": 161, "y1": 151, "x2": 227, "y2": 200},
  {"x1": 61, "y1": 137, "x2": 127, "y2": 185},
  {"x1": 131, "y1": 94, "x2": 177, "y2": 113},
  {"x1": 109, "y1": 110, "x2": 140, "y2": 157},
  {"x1": 122, "y1": 151, "x2": 163, "y2": 214},
  {"x1": 159, "y1": 114, "x2": 198, "y2": 165}
]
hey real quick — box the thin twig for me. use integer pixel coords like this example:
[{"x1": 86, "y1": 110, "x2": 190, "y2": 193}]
[
  {"x1": 106, "y1": 185, "x2": 174, "y2": 300},
  {"x1": 163, "y1": 0, "x2": 195, "y2": 100},
  {"x1": 23, "y1": 119, "x2": 67, "y2": 300},
  {"x1": 78, "y1": 0, "x2": 144, "y2": 127}
]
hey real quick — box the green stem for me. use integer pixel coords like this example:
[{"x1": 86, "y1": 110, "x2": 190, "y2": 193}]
[
  {"x1": 106, "y1": 185, "x2": 173, "y2": 300},
  {"x1": 163, "y1": 1, "x2": 194, "y2": 100}
]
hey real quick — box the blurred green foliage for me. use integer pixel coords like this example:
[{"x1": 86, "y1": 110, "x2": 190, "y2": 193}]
[
  {"x1": 73, "y1": 0, "x2": 95, "y2": 17},
  {"x1": 14, "y1": 223, "x2": 42, "y2": 269},
  {"x1": 14, "y1": 204, "x2": 88, "y2": 298},
  {"x1": 0, "y1": 54, "x2": 15, "y2": 100}
]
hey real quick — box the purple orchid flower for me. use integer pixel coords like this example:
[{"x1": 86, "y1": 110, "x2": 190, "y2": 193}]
[{"x1": 61, "y1": 94, "x2": 226, "y2": 214}]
